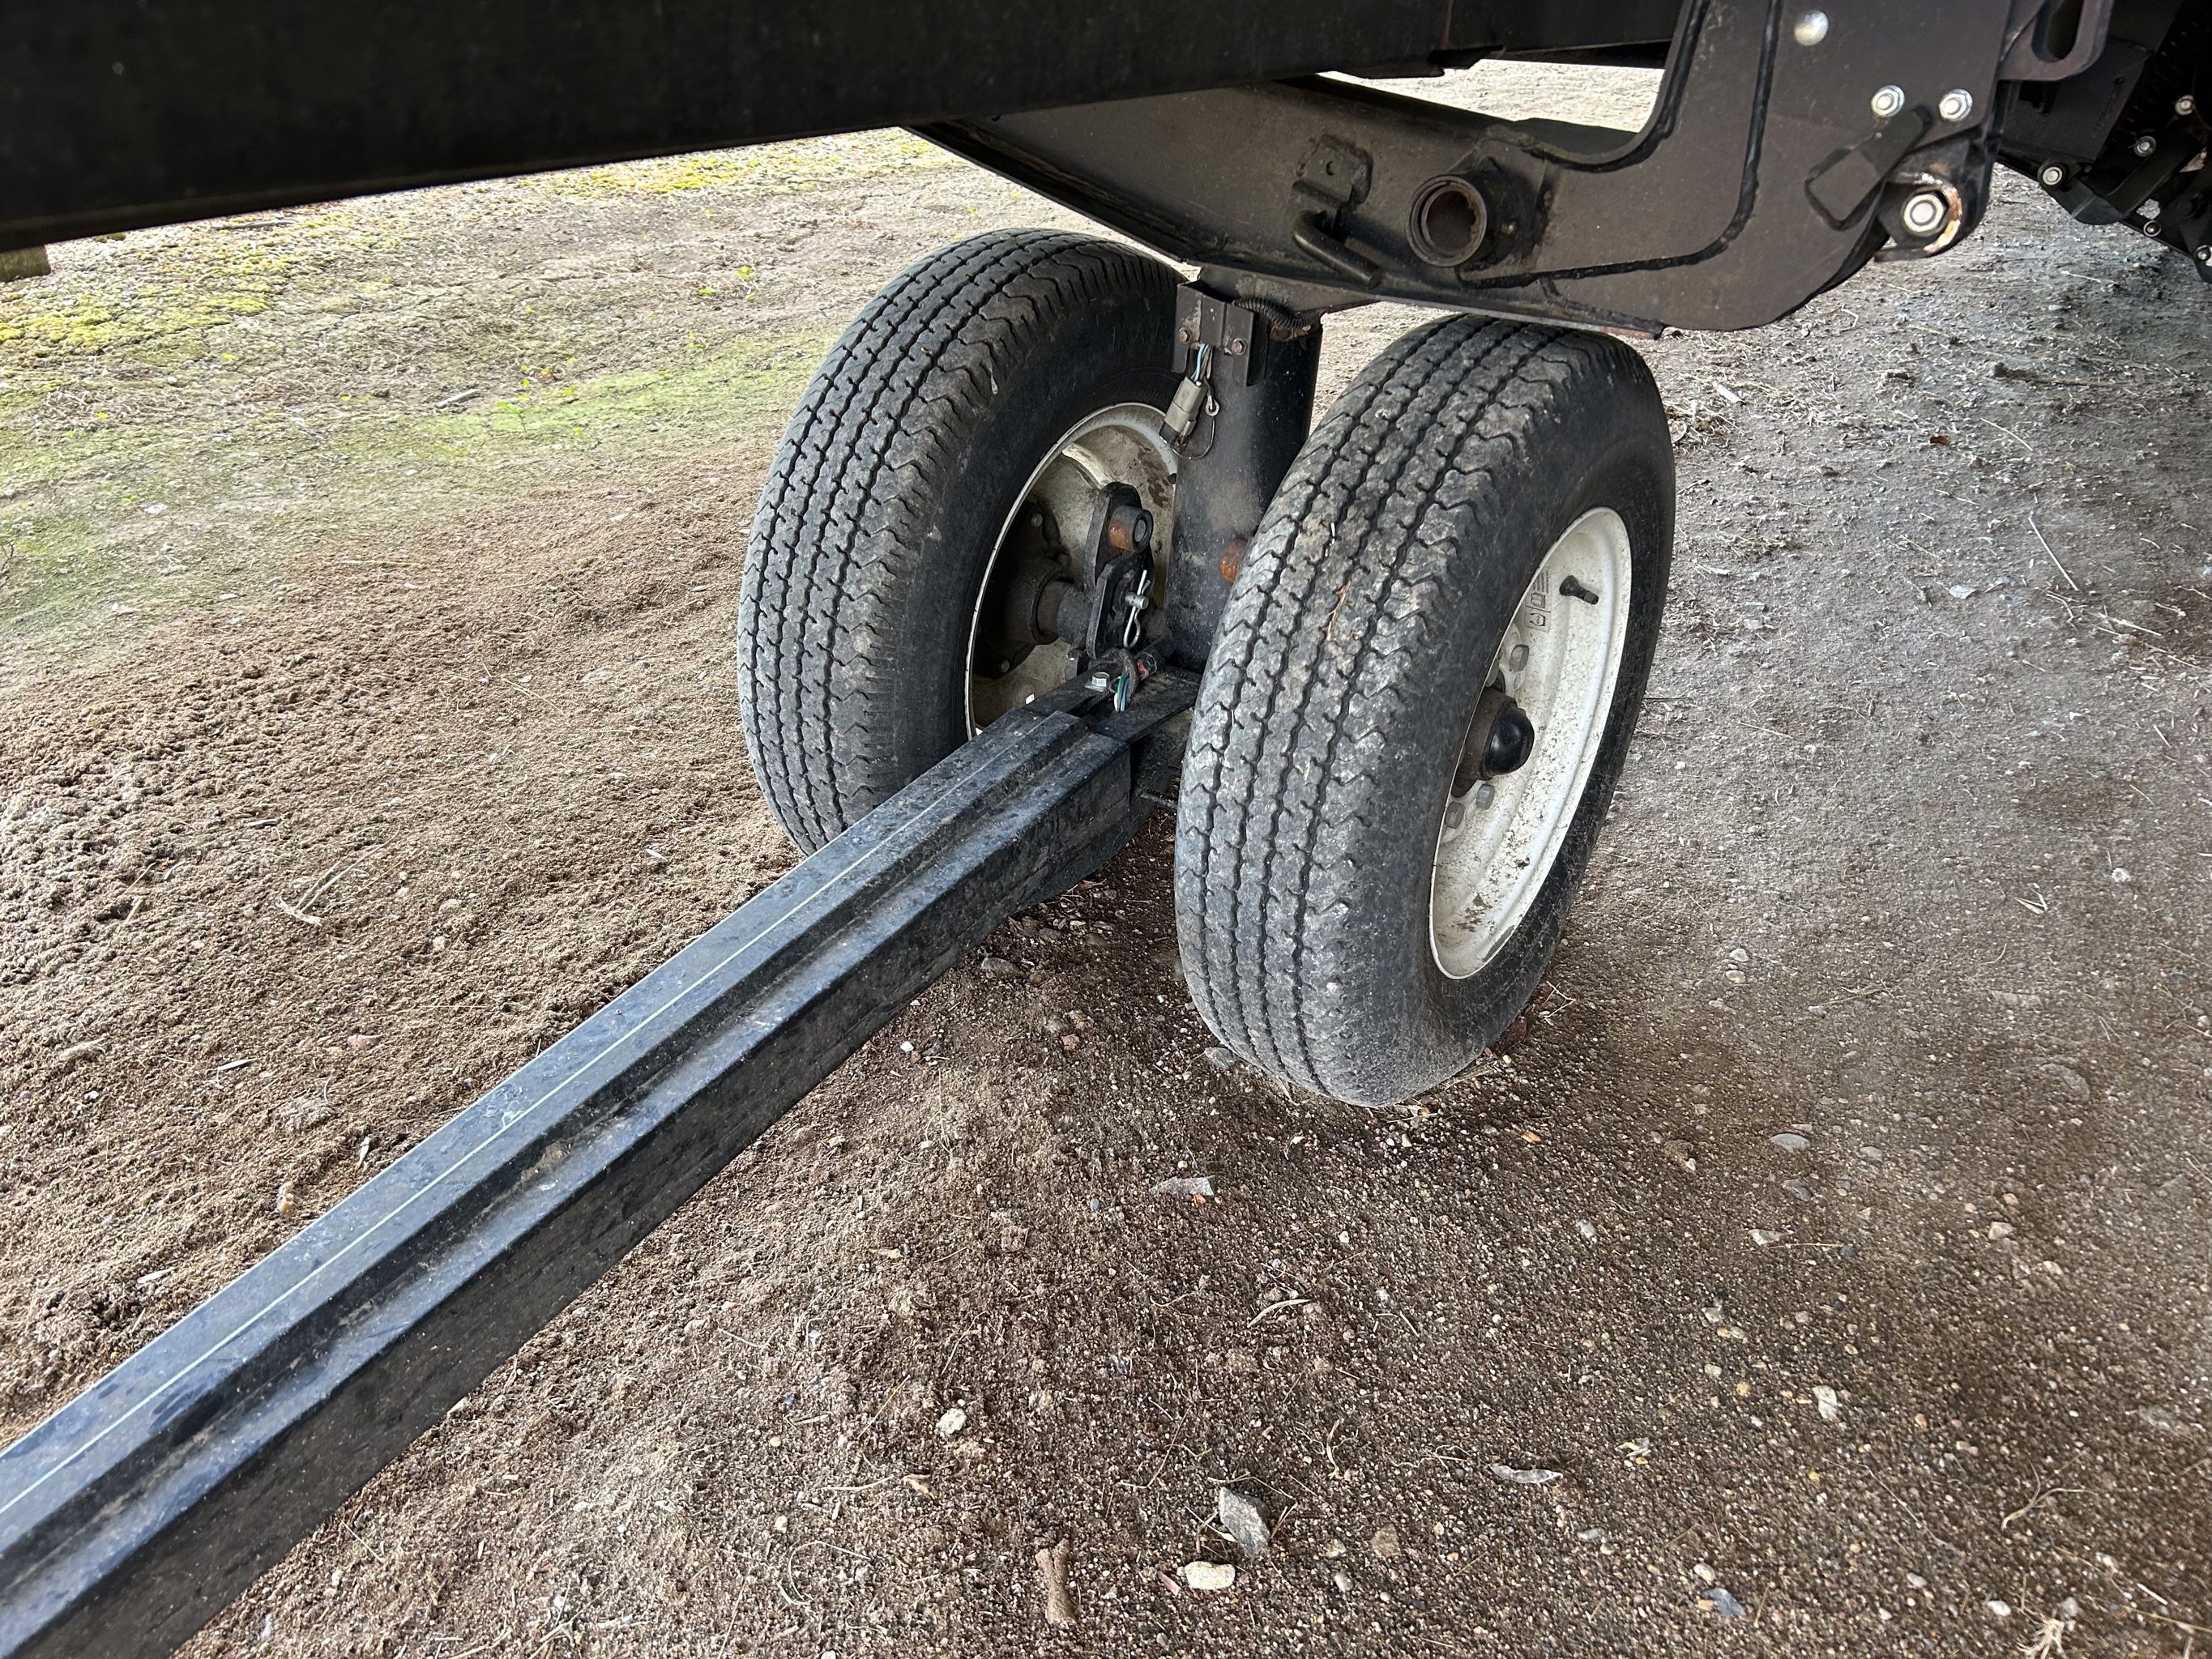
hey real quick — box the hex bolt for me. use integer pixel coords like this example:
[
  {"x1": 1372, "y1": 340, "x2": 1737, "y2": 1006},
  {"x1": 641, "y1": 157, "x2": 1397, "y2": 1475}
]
[
  {"x1": 2039, "y1": 164, "x2": 2067, "y2": 188},
  {"x1": 1792, "y1": 10, "x2": 1829, "y2": 45},
  {"x1": 2180, "y1": 94, "x2": 2198, "y2": 116},
  {"x1": 1900, "y1": 191, "x2": 1948, "y2": 237},
  {"x1": 1870, "y1": 84, "x2": 1906, "y2": 119},
  {"x1": 2135, "y1": 134, "x2": 2158, "y2": 156},
  {"x1": 1937, "y1": 88, "x2": 1975, "y2": 123}
]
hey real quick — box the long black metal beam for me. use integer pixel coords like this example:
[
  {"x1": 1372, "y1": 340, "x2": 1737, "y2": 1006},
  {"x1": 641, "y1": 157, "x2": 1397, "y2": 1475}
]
[
  {"x1": 0, "y1": 1, "x2": 1683, "y2": 253},
  {"x1": 0, "y1": 677, "x2": 1191, "y2": 1659},
  {"x1": 924, "y1": 0, "x2": 2026, "y2": 332}
]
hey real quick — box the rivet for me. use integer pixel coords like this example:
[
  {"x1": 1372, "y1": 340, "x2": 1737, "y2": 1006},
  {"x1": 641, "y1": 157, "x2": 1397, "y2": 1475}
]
[{"x1": 1792, "y1": 11, "x2": 1828, "y2": 45}]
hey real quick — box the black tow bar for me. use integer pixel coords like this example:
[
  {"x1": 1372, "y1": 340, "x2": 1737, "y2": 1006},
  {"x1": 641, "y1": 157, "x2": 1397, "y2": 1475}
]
[{"x1": 0, "y1": 672, "x2": 1194, "y2": 1659}]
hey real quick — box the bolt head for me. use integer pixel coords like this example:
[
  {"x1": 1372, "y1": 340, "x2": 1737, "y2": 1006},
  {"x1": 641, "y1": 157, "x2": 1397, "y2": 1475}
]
[
  {"x1": 1473, "y1": 783, "x2": 1497, "y2": 810},
  {"x1": 1870, "y1": 84, "x2": 1906, "y2": 119},
  {"x1": 2039, "y1": 164, "x2": 2067, "y2": 187},
  {"x1": 1792, "y1": 10, "x2": 1829, "y2": 45},
  {"x1": 1900, "y1": 190, "x2": 1948, "y2": 237},
  {"x1": 2197, "y1": 245, "x2": 2212, "y2": 262},
  {"x1": 2179, "y1": 94, "x2": 2197, "y2": 116},
  {"x1": 1937, "y1": 88, "x2": 1975, "y2": 123},
  {"x1": 2135, "y1": 134, "x2": 2159, "y2": 156}
]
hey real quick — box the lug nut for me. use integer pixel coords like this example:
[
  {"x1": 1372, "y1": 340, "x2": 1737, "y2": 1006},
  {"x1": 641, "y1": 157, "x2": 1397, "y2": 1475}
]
[
  {"x1": 2039, "y1": 164, "x2": 2066, "y2": 188},
  {"x1": 1937, "y1": 88, "x2": 1975, "y2": 123},
  {"x1": 1792, "y1": 10, "x2": 1828, "y2": 45},
  {"x1": 1474, "y1": 783, "x2": 1497, "y2": 809},
  {"x1": 1900, "y1": 191, "x2": 1948, "y2": 237},
  {"x1": 1870, "y1": 84, "x2": 1906, "y2": 119}
]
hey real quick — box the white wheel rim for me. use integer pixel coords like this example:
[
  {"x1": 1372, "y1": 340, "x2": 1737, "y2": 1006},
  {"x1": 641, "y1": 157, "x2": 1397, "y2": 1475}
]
[
  {"x1": 1429, "y1": 507, "x2": 1633, "y2": 980},
  {"x1": 964, "y1": 403, "x2": 1177, "y2": 734}
]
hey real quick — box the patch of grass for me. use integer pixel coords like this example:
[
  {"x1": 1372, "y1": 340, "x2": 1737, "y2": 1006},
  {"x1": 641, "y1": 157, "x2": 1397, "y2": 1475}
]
[
  {"x1": 0, "y1": 328, "x2": 831, "y2": 646},
  {"x1": 540, "y1": 131, "x2": 954, "y2": 198}
]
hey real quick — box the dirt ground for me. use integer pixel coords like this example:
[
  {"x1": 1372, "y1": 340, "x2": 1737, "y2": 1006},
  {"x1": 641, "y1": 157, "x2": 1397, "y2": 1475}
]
[{"x1": 3, "y1": 64, "x2": 2211, "y2": 1658}]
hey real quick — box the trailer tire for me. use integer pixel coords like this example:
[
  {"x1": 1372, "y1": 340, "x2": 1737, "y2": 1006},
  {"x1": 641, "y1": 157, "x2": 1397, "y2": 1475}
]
[
  {"x1": 1174, "y1": 317, "x2": 1672, "y2": 1106},
  {"x1": 738, "y1": 229, "x2": 1180, "y2": 853}
]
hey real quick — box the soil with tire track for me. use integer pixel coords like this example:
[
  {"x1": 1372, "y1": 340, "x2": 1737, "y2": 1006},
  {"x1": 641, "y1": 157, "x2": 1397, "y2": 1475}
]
[{"x1": 2, "y1": 65, "x2": 2210, "y2": 1659}]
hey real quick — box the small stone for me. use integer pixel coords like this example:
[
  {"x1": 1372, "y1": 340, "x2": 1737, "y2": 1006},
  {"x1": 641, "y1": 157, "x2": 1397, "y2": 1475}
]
[
  {"x1": 1181, "y1": 1561, "x2": 1236, "y2": 1593},
  {"x1": 935, "y1": 1407, "x2": 967, "y2": 1439},
  {"x1": 1780, "y1": 1178, "x2": 1815, "y2": 1201},
  {"x1": 2136, "y1": 1405, "x2": 2185, "y2": 1433},
  {"x1": 1662, "y1": 1139, "x2": 1697, "y2": 1173},
  {"x1": 1750, "y1": 1228, "x2": 1783, "y2": 1247},
  {"x1": 979, "y1": 955, "x2": 1020, "y2": 980},
  {"x1": 1698, "y1": 1587, "x2": 1746, "y2": 1618},
  {"x1": 1813, "y1": 1385, "x2": 1843, "y2": 1422},
  {"x1": 1149, "y1": 1175, "x2": 1215, "y2": 1201},
  {"x1": 1987, "y1": 1221, "x2": 2015, "y2": 1240},
  {"x1": 1987, "y1": 1599, "x2": 2013, "y2": 1618},
  {"x1": 1488, "y1": 1464, "x2": 1564, "y2": 1486},
  {"x1": 2111, "y1": 867, "x2": 2133, "y2": 884},
  {"x1": 1859, "y1": 1145, "x2": 1884, "y2": 1162},
  {"x1": 1574, "y1": 1219, "x2": 1598, "y2": 1242},
  {"x1": 1770, "y1": 1132, "x2": 1812, "y2": 1153},
  {"x1": 1216, "y1": 1487, "x2": 1272, "y2": 1556},
  {"x1": 1370, "y1": 1526, "x2": 1402, "y2": 1561},
  {"x1": 1203, "y1": 1047, "x2": 1239, "y2": 1072}
]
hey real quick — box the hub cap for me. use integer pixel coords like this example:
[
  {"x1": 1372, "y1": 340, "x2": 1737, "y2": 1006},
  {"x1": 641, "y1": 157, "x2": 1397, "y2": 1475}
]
[{"x1": 1429, "y1": 508, "x2": 1633, "y2": 979}]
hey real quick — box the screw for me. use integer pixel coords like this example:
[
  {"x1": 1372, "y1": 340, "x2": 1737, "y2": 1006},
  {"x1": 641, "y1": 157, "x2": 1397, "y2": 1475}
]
[
  {"x1": 1937, "y1": 88, "x2": 1975, "y2": 123},
  {"x1": 1871, "y1": 84, "x2": 1906, "y2": 119},
  {"x1": 2039, "y1": 164, "x2": 2067, "y2": 187},
  {"x1": 2135, "y1": 134, "x2": 2158, "y2": 156},
  {"x1": 1792, "y1": 10, "x2": 1829, "y2": 45},
  {"x1": 2179, "y1": 94, "x2": 2198, "y2": 116},
  {"x1": 1900, "y1": 191, "x2": 1948, "y2": 237}
]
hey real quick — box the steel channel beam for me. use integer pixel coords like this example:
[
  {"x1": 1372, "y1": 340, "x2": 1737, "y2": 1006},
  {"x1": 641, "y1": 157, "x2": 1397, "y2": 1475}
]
[
  {"x1": 923, "y1": 0, "x2": 2021, "y2": 332},
  {"x1": 0, "y1": 680, "x2": 1190, "y2": 1659}
]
